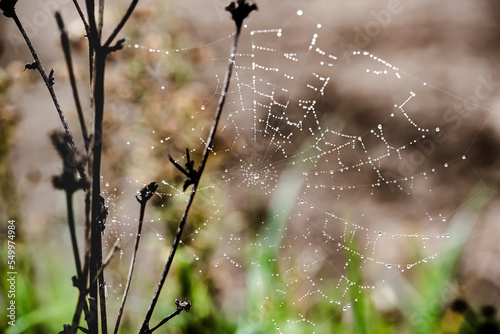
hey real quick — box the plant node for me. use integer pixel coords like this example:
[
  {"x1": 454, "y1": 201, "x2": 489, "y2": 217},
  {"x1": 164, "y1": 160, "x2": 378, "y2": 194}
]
[{"x1": 169, "y1": 148, "x2": 199, "y2": 191}]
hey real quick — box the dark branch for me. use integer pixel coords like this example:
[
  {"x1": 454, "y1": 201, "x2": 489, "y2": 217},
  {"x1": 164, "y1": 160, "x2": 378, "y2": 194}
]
[
  {"x1": 114, "y1": 182, "x2": 158, "y2": 334},
  {"x1": 71, "y1": 0, "x2": 90, "y2": 35},
  {"x1": 103, "y1": 0, "x2": 139, "y2": 49},
  {"x1": 148, "y1": 299, "x2": 191, "y2": 333},
  {"x1": 139, "y1": 2, "x2": 255, "y2": 332},
  {"x1": 6, "y1": 9, "x2": 89, "y2": 186},
  {"x1": 56, "y1": 11, "x2": 90, "y2": 151},
  {"x1": 169, "y1": 148, "x2": 199, "y2": 191}
]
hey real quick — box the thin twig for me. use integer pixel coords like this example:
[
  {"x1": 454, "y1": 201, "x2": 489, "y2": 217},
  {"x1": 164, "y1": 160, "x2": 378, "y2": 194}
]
[
  {"x1": 68, "y1": 189, "x2": 91, "y2": 333},
  {"x1": 85, "y1": 0, "x2": 98, "y2": 42},
  {"x1": 102, "y1": 239, "x2": 121, "y2": 268},
  {"x1": 68, "y1": 190, "x2": 91, "y2": 333},
  {"x1": 139, "y1": 2, "x2": 256, "y2": 332},
  {"x1": 85, "y1": 0, "x2": 98, "y2": 91},
  {"x1": 56, "y1": 12, "x2": 90, "y2": 151},
  {"x1": 97, "y1": 193, "x2": 108, "y2": 334},
  {"x1": 103, "y1": 0, "x2": 139, "y2": 49},
  {"x1": 98, "y1": 0, "x2": 104, "y2": 38},
  {"x1": 149, "y1": 299, "x2": 191, "y2": 333},
  {"x1": 114, "y1": 182, "x2": 158, "y2": 334},
  {"x1": 71, "y1": 0, "x2": 90, "y2": 36},
  {"x1": 50, "y1": 130, "x2": 88, "y2": 334},
  {"x1": 66, "y1": 191, "x2": 83, "y2": 281},
  {"x1": 88, "y1": 238, "x2": 120, "y2": 290},
  {"x1": 9, "y1": 10, "x2": 88, "y2": 185},
  {"x1": 70, "y1": 292, "x2": 89, "y2": 333},
  {"x1": 149, "y1": 310, "x2": 181, "y2": 333}
]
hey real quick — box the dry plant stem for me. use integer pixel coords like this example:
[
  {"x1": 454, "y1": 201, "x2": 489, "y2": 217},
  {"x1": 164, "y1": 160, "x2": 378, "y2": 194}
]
[
  {"x1": 89, "y1": 51, "x2": 108, "y2": 333},
  {"x1": 114, "y1": 187, "x2": 154, "y2": 334},
  {"x1": 85, "y1": 0, "x2": 140, "y2": 331},
  {"x1": 148, "y1": 310, "x2": 181, "y2": 333},
  {"x1": 71, "y1": 0, "x2": 90, "y2": 35},
  {"x1": 71, "y1": 292, "x2": 89, "y2": 333},
  {"x1": 103, "y1": 239, "x2": 121, "y2": 267},
  {"x1": 104, "y1": 0, "x2": 139, "y2": 48},
  {"x1": 69, "y1": 191, "x2": 92, "y2": 333},
  {"x1": 66, "y1": 191, "x2": 83, "y2": 280},
  {"x1": 66, "y1": 190, "x2": 91, "y2": 333},
  {"x1": 98, "y1": 0, "x2": 104, "y2": 36},
  {"x1": 95, "y1": 51, "x2": 109, "y2": 334},
  {"x1": 89, "y1": 239, "x2": 120, "y2": 288},
  {"x1": 10, "y1": 11, "x2": 88, "y2": 184},
  {"x1": 85, "y1": 0, "x2": 98, "y2": 87},
  {"x1": 71, "y1": 0, "x2": 92, "y2": 88},
  {"x1": 139, "y1": 21, "x2": 244, "y2": 334},
  {"x1": 85, "y1": 0, "x2": 107, "y2": 326},
  {"x1": 56, "y1": 12, "x2": 90, "y2": 151}
]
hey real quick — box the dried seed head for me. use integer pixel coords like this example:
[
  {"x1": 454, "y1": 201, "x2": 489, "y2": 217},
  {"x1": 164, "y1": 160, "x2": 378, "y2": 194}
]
[{"x1": 0, "y1": 0, "x2": 18, "y2": 18}]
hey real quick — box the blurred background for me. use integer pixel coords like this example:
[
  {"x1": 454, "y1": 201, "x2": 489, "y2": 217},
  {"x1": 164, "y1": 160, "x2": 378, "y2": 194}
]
[{"x1": 1, "y1": 0, "x2": 500, "y2": 333}]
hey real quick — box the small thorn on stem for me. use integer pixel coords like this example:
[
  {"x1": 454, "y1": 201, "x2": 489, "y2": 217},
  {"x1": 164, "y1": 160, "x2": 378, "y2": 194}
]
[
  {"x1": 49, "y1": 68, "x2": 55, "y2": 86},
  {"x1": 24, "y1": 61, "x2": 37, "y2": 71}
]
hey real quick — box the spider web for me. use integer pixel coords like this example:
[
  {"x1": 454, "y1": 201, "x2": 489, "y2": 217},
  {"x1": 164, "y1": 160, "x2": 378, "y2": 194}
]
[{"x1": 103, "y1": 4, "x2": 493, "y2": 332}]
